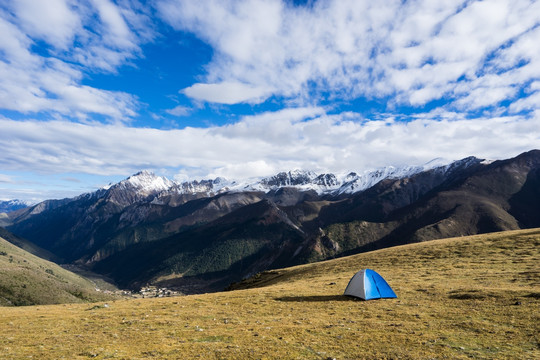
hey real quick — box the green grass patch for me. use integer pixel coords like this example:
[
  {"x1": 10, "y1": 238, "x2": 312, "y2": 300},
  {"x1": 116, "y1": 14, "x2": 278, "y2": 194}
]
[{"x1": 192, "y1": 335, "x2": 233, "y2": 343}]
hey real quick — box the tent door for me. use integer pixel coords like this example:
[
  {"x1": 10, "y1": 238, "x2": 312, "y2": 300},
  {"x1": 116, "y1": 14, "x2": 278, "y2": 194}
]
[{"x1": 371, "y1": 275, "x2": 382, "y2": 298}]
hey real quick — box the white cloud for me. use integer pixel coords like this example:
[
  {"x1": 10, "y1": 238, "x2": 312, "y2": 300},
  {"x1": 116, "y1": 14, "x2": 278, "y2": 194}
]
[
  {"x1": 158, "y1": 0, "x2": 540, "y2": 115},
  {"x1": 12, "y1": 0, "x2": 82, "y2": 50},
  {"x1": 165, "y1": 105, "x2": 191, "y2": 117},
  {"x1": 3, "y1": 1, "x2": 538, "y2": 118},
  {"x1": 0, "y1": 174, "x2": 15, "y2": 184},
  {"x1": 453, "y1": 86, "x2": 518, "y2": 111},
  {"x1": 92, "y1": 0, "x2": 134, "y2": 48},
  {"x1": 182, "y1": 82, "x2": 273, "y2": 104},
  {"x1": 1, "y1": 109, "x2": 538, "y2": 183},
  {"x1": 0, "y1": 52, "x2": 138, "y2": 118},
  {"x1": 0, "y1": 0, "x2": 154, "y2": 120},
  {"x1": 208, "y1": 160, "x2": 278, "y2": 181},
  {"x1": 510, "y1": 91, "x2": 540, "y2": 113}
]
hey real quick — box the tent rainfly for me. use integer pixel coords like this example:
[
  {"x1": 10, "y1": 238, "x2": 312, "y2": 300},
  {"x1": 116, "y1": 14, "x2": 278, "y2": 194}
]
[{"x1": 344, "y1": 269, "x2": 397, "y2": 300}]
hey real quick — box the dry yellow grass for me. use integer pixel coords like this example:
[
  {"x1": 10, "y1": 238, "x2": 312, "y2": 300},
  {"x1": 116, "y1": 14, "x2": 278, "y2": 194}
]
[{"x1": 1, "y1": 228, "x2": 539, "y2": 359}]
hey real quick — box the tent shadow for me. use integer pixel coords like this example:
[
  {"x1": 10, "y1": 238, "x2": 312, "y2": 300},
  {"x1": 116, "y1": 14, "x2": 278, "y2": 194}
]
[{"x1": 274, "y1": 295, "x2": 358, "y2": 302}]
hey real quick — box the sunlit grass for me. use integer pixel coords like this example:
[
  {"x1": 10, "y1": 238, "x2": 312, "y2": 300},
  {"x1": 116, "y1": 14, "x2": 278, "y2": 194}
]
[
  {"x1": 0, "y1": 236, "x2": 116, "y2": 306},
  {"x1": 1, "y1": 228, "x2": 538, "y2": 359}
]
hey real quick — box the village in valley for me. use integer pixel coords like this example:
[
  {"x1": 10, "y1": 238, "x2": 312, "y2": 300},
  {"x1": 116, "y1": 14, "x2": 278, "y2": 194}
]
[{"x1": 97, "y1": 286, "x2": 182, "y2": 299}]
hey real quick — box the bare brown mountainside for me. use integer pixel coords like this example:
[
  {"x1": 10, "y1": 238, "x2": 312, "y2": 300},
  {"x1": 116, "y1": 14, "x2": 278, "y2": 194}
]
[
  {"x1": 315, "y1": 150, "x2": 540, "y2": 257},
  {"x1": 6, "y1": 150, "x2": 540, "y2": 293}
]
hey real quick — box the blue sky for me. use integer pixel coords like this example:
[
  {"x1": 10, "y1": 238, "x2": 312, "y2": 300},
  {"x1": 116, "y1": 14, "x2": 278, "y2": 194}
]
[{"x1": 1, "y1": 0, "x2": 539, "y2": 202}]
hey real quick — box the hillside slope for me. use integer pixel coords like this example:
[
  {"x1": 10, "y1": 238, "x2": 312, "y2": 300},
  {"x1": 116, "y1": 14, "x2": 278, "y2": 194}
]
[
  {"x1": 0, "y1": 229, "x2": 538, "y2": 359},
  {"x1": 92, "y1": 199, "x2": 307, "y2": 292},
  {"x1": 0, "y1": 231, "x2": 116, "y2": 306}
]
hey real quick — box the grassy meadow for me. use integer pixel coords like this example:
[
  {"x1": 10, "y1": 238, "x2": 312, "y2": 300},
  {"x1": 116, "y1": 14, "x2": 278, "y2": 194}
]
[{"x1": 0, "y1": 228, "x2": 539, "y2": 359}]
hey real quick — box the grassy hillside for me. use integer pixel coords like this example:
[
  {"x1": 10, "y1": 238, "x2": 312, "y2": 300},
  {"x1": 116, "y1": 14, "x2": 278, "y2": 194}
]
[
  {"x1": 0, "y1": 229, "x2": 538, "y2": 359},
  {"x1": 0, "y1": 234, "x2": 117, "y2": 306}
]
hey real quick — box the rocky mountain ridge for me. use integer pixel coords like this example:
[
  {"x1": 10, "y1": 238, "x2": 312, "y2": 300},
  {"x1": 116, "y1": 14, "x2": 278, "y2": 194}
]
[{"x1": 97, "y1": 157, "x2": 474, "y2": 202}]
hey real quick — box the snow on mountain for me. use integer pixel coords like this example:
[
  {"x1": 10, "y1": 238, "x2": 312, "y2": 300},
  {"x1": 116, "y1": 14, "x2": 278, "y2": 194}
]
[
  {"x1": 232, "y1": 170, "x2": 319, "y2": 193},
  {"x1": 122, "y1": 171, "x2": 175, "y2": 194},
  {"x1": 431, "y1": 156, "x2": 482, "y2": 176},
  {"x1": 335, "y1": 163, "x2": 440, "y2": 195},
  {"x1": 261, "y1": 170, "x2": 319, "y2": 187},
  {"x1": 170, "y1": 177, "x2": 230, "y2": 196},
  {"x1": 224, "y1": 157, "x2": 481, "y2": 195},
  {"x1": 100, "y1": 157, "x2": 479, "y2": 203},
  {"x1": 0, "y1": 199, "x2": 33, "y2": 213},
  {"x1": 98, "y1": 171, "x2": 177, "y2": 207},
  {"x1": 100, "y1": 171, "x2": 174, "y2": 193},
  {"x1": 164, "y1": 161, "x2": 452, "y2": 197}
]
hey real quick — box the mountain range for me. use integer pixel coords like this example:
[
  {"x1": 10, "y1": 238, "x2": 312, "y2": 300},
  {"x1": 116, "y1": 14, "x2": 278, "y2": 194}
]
[
  {"x1": 0, "y1": 199, "x2": 32, "y2": 213},
  {"x1": 4, "y1": 149, "x2": 540, "y2": 293}
]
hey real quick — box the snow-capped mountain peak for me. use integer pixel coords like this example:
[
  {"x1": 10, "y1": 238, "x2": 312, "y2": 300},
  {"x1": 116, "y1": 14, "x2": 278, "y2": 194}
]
[
  {"x1": 0, "y1": 199, "x2": 33, "y2": 213},
  {"x1": 122, "y1": 171, "x2": 175, "y2": 193},
  {"x1": 101, "y1": 171, "x2": 177, "y2": 207},
  {"x1": 333, "y1": 165, "x2": 425, "y2": 195}
]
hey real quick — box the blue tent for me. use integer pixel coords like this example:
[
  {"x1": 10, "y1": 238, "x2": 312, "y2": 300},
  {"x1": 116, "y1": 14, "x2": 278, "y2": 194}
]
[{"x1": 343, "y1": 269, "x2": 397, "y2": 300}]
